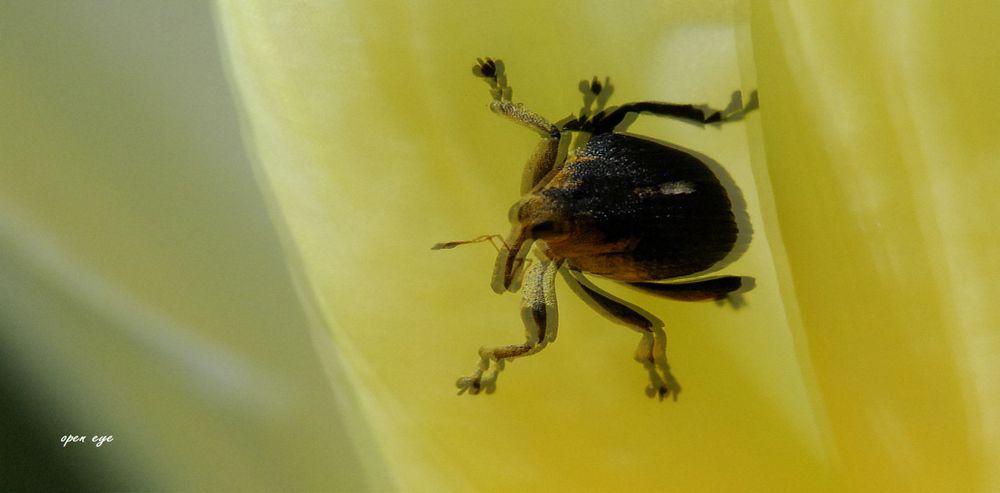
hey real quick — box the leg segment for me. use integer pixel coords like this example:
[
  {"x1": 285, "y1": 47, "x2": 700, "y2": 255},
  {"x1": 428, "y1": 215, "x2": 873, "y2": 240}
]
[
  {"x1": 628, "y1": 276, "x2": 743, "y2": 301},
  {"x1": 589, "y1": 102, "x2": 723, "y2": 134},
  {"x1": 518, "y1": 128, "x2": 561, "y2": 194},
  {"x1": 489, "y1": 99, "x2": 561, "y2": 193},
  {"x1": 473, "y1": 57, "x2": 563, "y2": 192},
  {"x1": 457, "y1": 258, "x2": 560, "y2": 395},
  {"x1": 490, "y1": 100, "x2": 560, "y2": 138},
  {"x1": 585, "y1": 90, "x2": 757, "y2": 134},
  {"x1": 563, "y1": 270, "x2": 680, "y2": 400}
]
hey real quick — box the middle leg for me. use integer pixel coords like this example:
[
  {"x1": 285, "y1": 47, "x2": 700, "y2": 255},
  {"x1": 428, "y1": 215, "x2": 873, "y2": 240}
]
[
  {"x1": 589, "y1": 101, "x2": 724, "y2": 134},
  {"x1": 563, "y1": 270, "x2": 680, "y2": 400},
  {"x1": 586, "y1": 90, "x2": 758, "y2": 134}
]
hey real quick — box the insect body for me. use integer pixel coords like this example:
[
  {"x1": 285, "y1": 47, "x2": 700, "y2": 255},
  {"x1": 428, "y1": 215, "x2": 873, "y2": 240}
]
[{"x1": 434, "y1": 58, "x2": 753, "y2": 399}]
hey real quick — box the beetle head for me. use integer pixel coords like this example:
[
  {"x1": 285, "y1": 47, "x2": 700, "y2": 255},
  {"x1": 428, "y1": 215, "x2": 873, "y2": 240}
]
[
  {"x1": 517, "y1": 193, "x2": 572, "y2": 241},
  {"x1": 490, "y1": 194, "x2": 570, "y2": 293}
]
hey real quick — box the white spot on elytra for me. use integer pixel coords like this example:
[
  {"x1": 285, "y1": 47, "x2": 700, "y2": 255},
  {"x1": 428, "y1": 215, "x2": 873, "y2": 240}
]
[
  {"x1": 660, "y1": 181, "x2": 695, "y2": 195},
  {"x1": 634, "y1": 181, "x2": 696, "y2": 198}
]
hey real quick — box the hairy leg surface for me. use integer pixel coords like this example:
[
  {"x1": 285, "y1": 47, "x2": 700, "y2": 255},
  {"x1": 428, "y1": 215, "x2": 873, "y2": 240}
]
[
  {"x1": 457, "y1": 258, "x2": 560, "y2": 395},
  {"x1": 473, "y1": 57, "x2": 564, "y2": 193}
]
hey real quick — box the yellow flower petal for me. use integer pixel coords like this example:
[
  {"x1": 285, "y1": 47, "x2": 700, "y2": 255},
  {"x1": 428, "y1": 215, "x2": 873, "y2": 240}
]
[
  {"x1": 217, "y1": 1, "x2": 1000, "y2": 490},
  {"x1": 753, "y1": 2, "x2": 1000, "y2": 491}
]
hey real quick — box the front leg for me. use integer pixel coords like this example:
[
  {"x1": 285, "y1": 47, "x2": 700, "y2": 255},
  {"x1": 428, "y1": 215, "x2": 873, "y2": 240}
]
[
  {"x1": 457, "y1": 258, "x2": 560, "y2": 395},
  {"x1": 473, "y1": 57, "x2": 563, "y2": 192}
]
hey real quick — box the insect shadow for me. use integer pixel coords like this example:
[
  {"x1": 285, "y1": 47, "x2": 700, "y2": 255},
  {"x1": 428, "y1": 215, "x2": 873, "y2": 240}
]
[
  {"x1": 560, "y1": 268, "x2": 682, "y2": 399},
  {"x1": 558, "y1": 81, "x2": 757, "y2": 308},
  {"x1": 610, "y1": 90, "x2": 759, "y2": 309}
]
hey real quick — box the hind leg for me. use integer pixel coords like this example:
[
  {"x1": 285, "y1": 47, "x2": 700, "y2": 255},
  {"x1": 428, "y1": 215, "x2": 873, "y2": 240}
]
[
  {"x1": 628, "y1": 276, "x2": 743, "y2": 301},
  {"x1": 563, "y1": 270, "x2": 679, "y2": 400}
]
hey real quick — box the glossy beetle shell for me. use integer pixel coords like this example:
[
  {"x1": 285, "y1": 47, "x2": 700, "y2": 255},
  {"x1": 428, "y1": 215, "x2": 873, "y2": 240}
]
[{"x1": 522, "y1": 132, "x2": 737, "y2": 281}]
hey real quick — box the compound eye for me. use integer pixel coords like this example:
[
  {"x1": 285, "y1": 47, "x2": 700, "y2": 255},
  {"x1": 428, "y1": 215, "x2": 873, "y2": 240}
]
[
  {"x1": 507, "y1": 202, "x2": 521, "y2": 222},
  {"x1": 530, "y1": 220, "x2": 559, "y2": 237}
]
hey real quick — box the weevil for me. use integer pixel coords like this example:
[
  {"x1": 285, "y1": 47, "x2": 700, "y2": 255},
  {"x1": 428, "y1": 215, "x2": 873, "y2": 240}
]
[{"x1": 433, "y1": 57, "x2": 755, "y2": 399}]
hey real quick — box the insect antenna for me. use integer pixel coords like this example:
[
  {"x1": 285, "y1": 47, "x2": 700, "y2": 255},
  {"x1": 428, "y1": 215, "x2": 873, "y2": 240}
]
[{"x1": 431, "y1": 234, "x2": 509, "y2": 253}]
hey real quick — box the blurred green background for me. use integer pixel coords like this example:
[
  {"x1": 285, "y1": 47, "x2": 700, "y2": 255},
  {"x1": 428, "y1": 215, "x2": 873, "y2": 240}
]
[{"x1": 0, "y1": 2, "x2": 370, "y2": 491}]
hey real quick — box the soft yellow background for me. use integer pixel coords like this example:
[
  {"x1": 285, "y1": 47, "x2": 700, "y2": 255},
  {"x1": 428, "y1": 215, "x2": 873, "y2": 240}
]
[
  {"x1": 218, "y1": 1, "x2": 827, "y2": 491},
  {"x1": 753, "y1": 3, "x2": 1000, "y2": 491},
  {"x1": 219, "y1": 0, "x2": 1000, "y2": 491}
]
